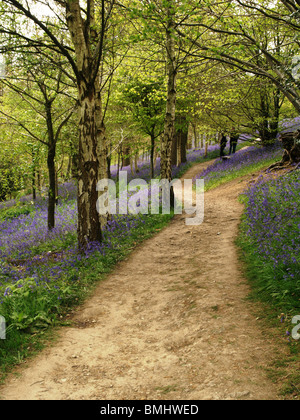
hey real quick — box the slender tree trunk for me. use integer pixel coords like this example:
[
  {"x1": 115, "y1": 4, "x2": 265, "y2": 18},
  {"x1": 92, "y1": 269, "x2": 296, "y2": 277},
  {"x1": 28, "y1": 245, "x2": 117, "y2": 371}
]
[
  {"x1": 32, "y1": 163, "x2": 36, "y2": 200},
  {"x1": 160, "y1": 1, "x2": 177, "y2": 207},
  {"x1": 44, "y1": 99, "x2": 56, "y2": 230},
  {"x1": 193, "y1": 124, "x2": 197, "y2": 150},
  {"x1": 37, "y1": 169, "x2": 41, "y2": 195},
  {"x1": 176, "y1": 130, "x2": 182, "y2": 166},
  {"x1": 95, "y1": 75, "x2": 109, "y2": 228},
  {"x1": 258, "y1": 91, "x2": 271, "y2": 145},
  {"x1": 171, "y1": 116, "x2": 188, "y2": 167},
  {"x1": 55, "y1": 170, "x2": 58, "y2": 204},
  {"x1": 107, "y1": 155, "x2": 111, "y2": 179},
  {"x1": 130, "y1": 157, "x2": 134, "y2": 176},
  {"x1": 154, "y1": 146, "x2": 159, "y2": 167},
  {"x1": 150, "y1": 133, "x2": 155, "y2": 178},
  {"x1": 31, "y1": 146, "x2": 37, "y2": 200},
  {"x1": 181, "y1": 129, "x2": 187, "y2": 164},
  {"x1": 122, "y1": 145, "x2": 130, "y2": 167},
  {"x1": 135, "y1": 151, "x2": 139, "y2": 173},
  {"x1": 47, "y1": 146, "x2": 56, "y2": 230},
  {"x1": 106, "y1": 140, "x2": 112, "y2": 179},
  {"x1": 66, "y1": 155, "x2": 72, "y2": 180},
  {"x1": 117, "y1": 146, "x2": 121, "y2": 182},
  {"x1": 72, "y1": 153, "x2": 79, "y2": 179},
  {"x1": 205, "y1": 142, "x2": 208, "y2": 158},
  {"x1": 270, "y1": 87, "x2": 281, "y2": 141},
  {"x1": 171, "y1": 133, "x2": 177, "y2": 166}
]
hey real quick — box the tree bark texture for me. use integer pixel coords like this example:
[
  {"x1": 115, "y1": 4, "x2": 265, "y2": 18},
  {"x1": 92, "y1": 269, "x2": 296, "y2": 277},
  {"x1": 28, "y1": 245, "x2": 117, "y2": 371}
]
[
  {"x1": 150, "y1": 133, "x2": 155, "y2": 179},
  {"x1": 66, "y1": 0, "x2": 108, "y2": 249},
  {"x1": 171, "y1": 116, "x2": 188, "y2": 166},
  {"x1": 268, "y1": 130, "x2": 300, "y2": 171},
  {"x1": 45, "y1": 99, "x2": 56, "y2": 231},
  {"x1": 77, "y1": 81, "x2": 102, "y2": 247},
  {"x1": 122, "y1": 145, "x2": 131, "y2": 167}
]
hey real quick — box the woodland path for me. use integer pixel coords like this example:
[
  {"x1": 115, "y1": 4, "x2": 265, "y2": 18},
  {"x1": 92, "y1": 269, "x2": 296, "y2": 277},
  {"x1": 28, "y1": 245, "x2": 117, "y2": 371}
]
[{"x1": 0, "y1": 159, "x2": 284, "y2": 400}]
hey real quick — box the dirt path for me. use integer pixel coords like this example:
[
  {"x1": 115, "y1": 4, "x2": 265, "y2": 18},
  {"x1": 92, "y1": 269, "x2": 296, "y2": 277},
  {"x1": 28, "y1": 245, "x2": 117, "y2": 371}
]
[{"x1": 0, "y1": 161, "x2": 283, "y2": 400}]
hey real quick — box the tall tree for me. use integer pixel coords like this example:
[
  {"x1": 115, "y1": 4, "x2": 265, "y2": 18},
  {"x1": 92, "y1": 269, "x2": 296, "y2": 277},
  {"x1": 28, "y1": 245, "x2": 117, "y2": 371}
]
[
  {"x1": 176, "y1": 0, "x2": 300, "y2": 113},
  {"x1": 0, "y1": 57, "x2": 75, "y2": 229},
  {"x1": 1, "y1": 0, "x2": 115, "y2": 249},
  {"x1": 125, "y1": 0, "x2": 199, "y2": 206},
  {"x1": 160, "y1": 0, "x2": 177, "y2": 192},
  {"x1": 121, "y1": 77, "x2": 165, "y2": 178}
]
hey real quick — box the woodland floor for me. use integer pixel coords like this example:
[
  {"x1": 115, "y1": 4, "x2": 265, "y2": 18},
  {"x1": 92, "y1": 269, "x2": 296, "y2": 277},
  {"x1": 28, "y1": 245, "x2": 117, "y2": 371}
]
[{"x1": 0, "y1": 160, "x2": 288, "y2": 400}]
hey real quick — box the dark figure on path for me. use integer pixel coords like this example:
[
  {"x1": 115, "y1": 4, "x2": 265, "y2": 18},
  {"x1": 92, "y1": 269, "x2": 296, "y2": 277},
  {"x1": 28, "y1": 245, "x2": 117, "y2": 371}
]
[
  {"x1": 220, "y1": 134, "x2": 227, "y2": 157},
  {"x1": 229, "y1": 130, "x2": 239, "y2": 155}
]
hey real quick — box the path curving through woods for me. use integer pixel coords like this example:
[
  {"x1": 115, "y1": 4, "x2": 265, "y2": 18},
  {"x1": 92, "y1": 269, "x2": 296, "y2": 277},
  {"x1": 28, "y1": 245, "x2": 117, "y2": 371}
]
[{"x1": 0, "y1": 160, "x2": 283, "y2": 400}]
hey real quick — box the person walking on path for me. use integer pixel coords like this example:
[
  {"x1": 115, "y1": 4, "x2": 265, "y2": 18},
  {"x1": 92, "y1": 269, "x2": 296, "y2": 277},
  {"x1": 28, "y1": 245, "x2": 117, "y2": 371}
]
[{"x1": 229, "y1": 129, "x2": 239, "y2": 155}]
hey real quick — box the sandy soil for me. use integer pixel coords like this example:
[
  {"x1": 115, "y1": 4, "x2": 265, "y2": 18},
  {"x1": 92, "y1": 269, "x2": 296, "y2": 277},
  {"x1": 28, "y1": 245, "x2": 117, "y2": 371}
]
[{"x1": 0, "y1": 160, "x2": 284, "y2": 400}]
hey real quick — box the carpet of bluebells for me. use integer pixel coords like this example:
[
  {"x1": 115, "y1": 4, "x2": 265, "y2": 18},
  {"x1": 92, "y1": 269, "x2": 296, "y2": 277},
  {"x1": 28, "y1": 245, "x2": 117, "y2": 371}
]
[
  {"x1": 0, "y1": 145, "x2": 220, "y2": 332},
  {"x1": 240, "y1": 170, "x2": 300, "y2": 310},
  {"x1": 193, "y1": 143, "x2": 283, "y2": 190}
]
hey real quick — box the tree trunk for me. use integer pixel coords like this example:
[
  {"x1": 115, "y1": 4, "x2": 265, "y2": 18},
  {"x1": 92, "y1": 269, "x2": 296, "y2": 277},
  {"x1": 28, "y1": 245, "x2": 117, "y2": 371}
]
[
  {"x1": 77, "y1": 81, "x2": 102, "y2": 248},
  {"x1": 258, "y1": 91, "x2": 273, "y2": 145},
  {"x1": 95, "y1": 75, "x2": 109, "y2": 228},
  {"x1": 181, "y1": 129, "x2": 187, "y2": 164},
  {"x1": 31, "y1": 146, "x2": 37, "y2": 200},
  {"x1": 281, "y1": 131, "x2": 300, "y2": 163},
  {"x1": 269, "y1": 87, "x2": 281, "y2": 141},
  {"x1": 32, "y1": 165, "x2": 36, "y2": 200},
  {"x1": 37, "y1": 169, "x2": 41, "y2": 195},
  {"x1": 65, "y1": 0, "x2": 108, "y2": 250},
  {"x1": 171, "y1": 132, "x2": 177, "y2": 166},
  {"x1": 106, "y1": 140, "x2": 112, "y2": 179},
  {"x1": 160, "y1": 1, "x2": 177, "y2": 207},
  {"x1": 150, "y1": 134, "x2": 155, "y2": 178},
  {"x1": 135, "y1": 151, "x2": 139, "y2": 173},
  {"x1": 178, "y1": 117, "x2": 187, "y2": 164},
  {"x1": 45, "y1": 99, "x2": 56, "y2": 230},
  {"x1": 268, "y1": 130, "x2": 300, "y2": 171},
  {"x1": 130, "y1": 157, "x2": 134, "y2": 176},
  {"x1": 154, "y1": 146, "x2": 159, "y2": 167},
  {"x1": 55, "y1": 170, "x2": 58, "y2": 204},
  {"x1": 107, "y1": 155, "x2": 111, "y2": 179},
  {"x1": 66, "y1": 155, "x2": 72, "y2": 180},
  {"x1": 171, "y1": 116, "x2": 188, "y2": 166},
  {"x1": 117, "y1": 145, "x2": 121, "y2": 182},
  {"x1": 71, "y1": 153, "x2": 79, "y2": 179},
  {"x1": 122, "y1": 145, "x2": 130, "y2": 167},
  {"x1": 192, "y1": 124, "x2": 197, "y2": 149},
  {"x1": 47, "y1": 146, "x2": 56, "y2": 230},
  {"x1": 265, "y1": 56, "x2": 300, "y2": 114},
  {"x1": 204, "y1": 142, "x2": 208, "y2": 158}
]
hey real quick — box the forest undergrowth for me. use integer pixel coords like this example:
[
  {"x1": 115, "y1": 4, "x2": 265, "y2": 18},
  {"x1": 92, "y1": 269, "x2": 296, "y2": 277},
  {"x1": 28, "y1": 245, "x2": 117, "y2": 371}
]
[{"x1": 0, "y1": 141, "x2": 299, "y2": 394}]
